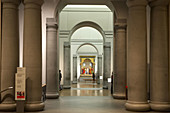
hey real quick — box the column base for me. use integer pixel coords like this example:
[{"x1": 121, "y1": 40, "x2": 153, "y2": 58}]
[
  {"x1": 125, "y1": 101, "x2": 150, "y2": 111},
  {"x1": 25, "y1": 101, "x2": 45, "y2": 111},
  {"x1": 46, "y1": 92, "x2": 59, "y2": 99},
  {"x1": 113, "y1": 93, "x2": 126, "y2": 99},
  {"x1": 150, "y1": 102, "x2": 170, "y2": 111},
  {"x1": 0, "y1": 103, "x2": 16, "y2": 111},
  {"x1": 63, "y1": 86, "x2": 71, "y2": 89}
]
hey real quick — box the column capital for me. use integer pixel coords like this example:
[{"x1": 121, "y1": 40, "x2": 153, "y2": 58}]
[
  {"x1": 46, "y1": 18, "x2": 58, "y2": 29},
  {"x1": 23, "y1": 0, "x2": 44, "y2": 6},
  {"x1": 115, "y1": 23, "x2": 127, "y2": 30},
  {"x1": 46, "y1": 23, "x2": 58, "y2": 29},
  {"x1": 104, "y1": 42, "x2": 111, "y2": 48},
  {"x1": 115, "y1": 18, "x2": 127, "y2": 25},
  {"x1": 149, "y1": 0, "x2": 169, "y2": 7},
  {"x1": 127, "y1": 0, "x2": 148, "y2": 8},
  {"x1": 64, "y1": 42, "x2": 70, "y2": 48},
  {"x1": 2, "y1": 0, "x2": 21, "y2": 5}
]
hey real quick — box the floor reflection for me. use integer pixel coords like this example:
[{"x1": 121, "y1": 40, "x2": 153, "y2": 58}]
[{"x1": 60, "y1": 81, "x2": 111, "y2": 96}]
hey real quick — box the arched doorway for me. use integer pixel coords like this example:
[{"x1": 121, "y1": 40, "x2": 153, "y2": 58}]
[
  {"x1": 76, "y1": 44, "x2": 99, "y2": 82},
  {"x1": 43, "y1": 1, "x2": 127, "y2": 98},
  {"x1": 61, "y1": 23, "x2": 108, "y2": 93},
  {"x1": 4, "y1": 0, "x2": 170, "y2": 112},
  {"x1": 44, "y1": 1, "x2": 127, "y2": 112},
  {"x1": 42, "y1": 0, "x2": 128, "y2": 85}
]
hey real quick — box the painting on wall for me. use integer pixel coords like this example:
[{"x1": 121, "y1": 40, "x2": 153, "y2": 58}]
[{"x1": 80, "y1": 56, "x2": 95, "y2": 77}]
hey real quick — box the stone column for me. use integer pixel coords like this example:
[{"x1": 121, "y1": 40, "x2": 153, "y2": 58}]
[
  {"x1": 103, "y1": 42, "x2": 111, "y2": 89},
  {"x1": 97, "y1": 55, "x2": 102, "y2": 84},
  {"x1": 113, "y1": 23, "x2": 126, "y2": 99},
  {"x1": 73, "y1": 55, "x2": 77, "y2": 84},
  {"x1": 56, "y1": 15, "x2": 60, "y2": 97},
  {"x1": 63, "y1": 42, "x2": 71, "y2": 89},
  {"x1": 0, "y1": 0, "x2": 20, "y2": 111},
  {"x1": 125, "y1": 0, "x2": 150, "y2": 111},
  {"x1": 0, "y1": 0, "x2": 1, "y2": 94},
  {"x1": 46, "y1": 18, "x2": 59, "y2": 99},
  {"x1": 23, "y1": 0, "x2": 44, "y2": 111},
  {"x1": 0, "y1": 1, "x2": 2, "y2": 104},
  {"x1": 169, "y1": 3, "x2": 170, "y2": 106},
  {"x1": 149, "y1": 0, "x2": 170, "y2": 111}
]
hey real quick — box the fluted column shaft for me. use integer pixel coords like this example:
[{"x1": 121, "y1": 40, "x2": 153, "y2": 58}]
[
  {"x1": 125, "y1": 0, "x2": 150, "y2": 111},
  {"x1": 73, "y1": 55, "x2": 77, "y2": 84},
  {"x1": 149, "y1": 0, "x2": 170, "y2": 111},
  {"x1": 0, "y1": 0, "x2": 20, "y2": 111},
  {"x1": 23, "y1": 0, "x2": 44, "y2": 111},
  {"x1": 46, "y1": 18, "x2": 59, "y2": 99},
  {"x1": 113, "y1": 24, "x2": 126, "y2": 99}
]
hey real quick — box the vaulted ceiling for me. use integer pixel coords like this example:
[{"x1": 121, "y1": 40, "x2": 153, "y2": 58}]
[
  {"x1": 43, "y1": 0, "x2": 128, "y2": 23},
  {"x1": 56, "y1": 0, "x2": 128, "y2": 20}
]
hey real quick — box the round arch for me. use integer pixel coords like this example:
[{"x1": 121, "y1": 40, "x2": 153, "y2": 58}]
[
  {"x1": 76, "y1": 43, "x2": 99, "y2": 55},
  {"x1": 69, "y1": 21, "x2": 106, "y2": 42},
  {"x1": 54, "y1": 0, "x2": 114, "y2": 18},
  {"x1": 53, "y1": 0, "x2": 128, "y2": 21}
]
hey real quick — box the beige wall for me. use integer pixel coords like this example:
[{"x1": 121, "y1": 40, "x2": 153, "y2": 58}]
[
  {"x1": 60, "y1": 7, "x2": 113, "y2": 31},
  {"x1": 42, "y1": 0, "x2": 60, "y2": 84},
  {"x1": 19, "y1": 3, "x2": 24, "y2": 67}
]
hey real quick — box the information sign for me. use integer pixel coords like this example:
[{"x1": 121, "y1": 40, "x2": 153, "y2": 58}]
[
  {"x1": 15, "y1": 67, "x2": 26, "y2": 100},
  {"x1": 108, "y1": 78, "x2": 111, "y2": 83}
]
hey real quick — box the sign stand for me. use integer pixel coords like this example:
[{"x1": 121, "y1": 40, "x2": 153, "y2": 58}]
[
  {"x1": 15, "y1": 67, "x2": 26, "y2": 113},
  {"x1": 16, "y1": 101, "x2": 25, "y2": 113}
]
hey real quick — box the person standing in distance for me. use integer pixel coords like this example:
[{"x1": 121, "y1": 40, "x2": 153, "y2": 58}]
[
  {"x1": 92, "y1": 72, "x2": 95, "y2": 82},
  {"x1": 59, "y1": 70, "x2": 62, "y2": 91}
]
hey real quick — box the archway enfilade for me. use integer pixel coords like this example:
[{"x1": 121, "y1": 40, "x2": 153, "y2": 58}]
[
  {"x1": 67, "y1": 23, "x2": 104, "y2": 87},
  {"x1": 0, "y1": 0, "x2": 126, "y2": 112},
  {"x1": 76, "y1": 43, "x2": 99, "y2": 54},
  {"x1": 76, "y1": 43, "x2": 99, "y2": 84},
  {"x1": 68, "y1": 21, "x2": 106, "y2": 43},
  {"x1": 54, "y1": 0, "x2": 170, "y2": 112},
  {"x1": 1, "y1": 0, "x2": 170, "y2": 112}
]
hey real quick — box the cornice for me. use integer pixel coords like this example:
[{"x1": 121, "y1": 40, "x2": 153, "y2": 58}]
[
  {"x1": 114, "y1": 23, "x2": 127, "y2": 30},
  {"x1": 127, "y1": 0, "x2": 148, "y2": 8},
  {"x1": 2, "y1": 0, "x2": 21, "y2": 5},
  {"x1": 23, "y1": 0, "x2": 44, "y2": 6},
  {"x1": 149, "y1": 0, "x2": 169, "y2": 7}
]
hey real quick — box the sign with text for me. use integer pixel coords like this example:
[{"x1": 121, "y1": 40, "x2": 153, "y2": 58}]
[
  {"x1": 108, "y1": 78, "x2": 111, "y2": 83},
  {"x1": 100, "y1": 76, "x2": 103, "y2": 80},
  {"x1": 15, "y1": 67, "x2": 26, "y2": 100},
  {"x1": 17, "y1": 67, "x2": 26, "y2": 74}
]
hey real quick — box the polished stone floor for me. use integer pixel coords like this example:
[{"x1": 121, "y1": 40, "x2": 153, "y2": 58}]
[
  {"x1": 39, "y1": 97, "x2": 165, "y2": 113},
  {"x1": 60, "y1": 82, "x2": 111, "y2": 96},
  {"x1": 0, "y1": 82, "x2": 167, "y2": 113}
]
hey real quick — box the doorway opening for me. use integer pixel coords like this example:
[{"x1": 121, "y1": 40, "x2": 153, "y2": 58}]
[{"x1": 58, "y1": 5, "x2": 113, "y2": 96}]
